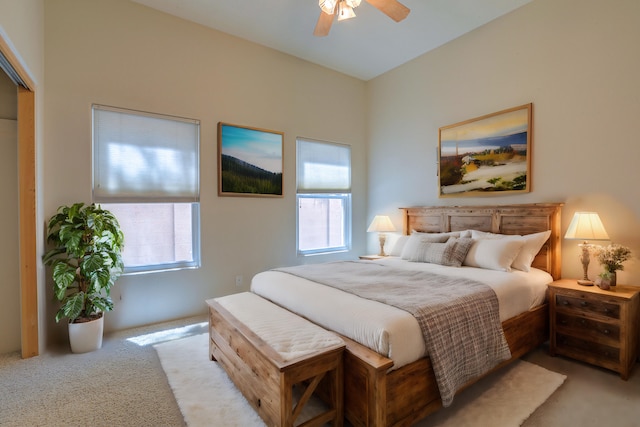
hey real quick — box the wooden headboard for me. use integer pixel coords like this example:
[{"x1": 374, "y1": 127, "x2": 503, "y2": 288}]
[{"x1": 400, "y1": 203, "x2": 563, "y2": 280}]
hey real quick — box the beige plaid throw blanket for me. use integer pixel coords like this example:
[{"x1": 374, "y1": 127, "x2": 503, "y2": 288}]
[{"x1": 275, "y1": 261, "x2": 511, "y2": 407}]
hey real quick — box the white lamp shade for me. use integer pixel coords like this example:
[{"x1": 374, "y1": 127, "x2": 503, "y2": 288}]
[
  {"x1": 367, "y1": 215, "x2": 396, "y2": 233},
  {"x1": 564, "y1": 212, "x2": 609, "y2": 241}
]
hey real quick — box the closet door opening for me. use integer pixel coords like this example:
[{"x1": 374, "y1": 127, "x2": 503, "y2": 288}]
[{"x1": 0, "y1": 35, "x2": 38, "y2": 358}]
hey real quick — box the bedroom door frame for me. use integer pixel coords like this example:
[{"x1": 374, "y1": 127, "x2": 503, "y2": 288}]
[{"x1": 0, "y1": 34, "x2": 39, "y2": 358}]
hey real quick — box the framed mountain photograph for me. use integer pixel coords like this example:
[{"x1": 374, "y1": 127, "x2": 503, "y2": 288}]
[
  {"x1": 438, "y1": 103, "x2": 532, "y2": 197},
  {"x1": 218, "y1": 123, "x2": 284, "y2": 197}
]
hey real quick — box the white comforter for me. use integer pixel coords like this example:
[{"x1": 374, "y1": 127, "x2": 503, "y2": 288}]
[{"x1": 250, "y1": 257, "x2": 551, "y2": 370}]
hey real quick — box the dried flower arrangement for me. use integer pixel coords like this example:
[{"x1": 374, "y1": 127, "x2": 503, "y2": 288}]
[{"x1": 595, "y1": 243, "x2": 632, "y2": 273}]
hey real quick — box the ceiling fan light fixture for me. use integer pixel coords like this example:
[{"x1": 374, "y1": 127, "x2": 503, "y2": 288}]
[
  {"x1": 318, "y1": 0, "x2": 337, "y2": 14},
  {"x1": 337, "y1": 0, "x2": 356, "y2": 21}
]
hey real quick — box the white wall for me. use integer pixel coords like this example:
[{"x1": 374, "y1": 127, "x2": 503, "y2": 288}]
[
  {"x1": 43, "y1": 0, "x2": 367, "y2": 343},
  {"x1": 0, "y1": 0, "x2": 45, "y2": 353},
  {"x1": 367, "y1": 0, "x2": 640, "y2": 284}
]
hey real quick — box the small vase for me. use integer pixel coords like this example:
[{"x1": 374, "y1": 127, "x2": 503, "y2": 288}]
[
  {"x1": 598, "y1": 270, "x2": 616, "y2": 290},
  {"x1": 609, "y1": 271, "x2": 617, "y2": 287}
]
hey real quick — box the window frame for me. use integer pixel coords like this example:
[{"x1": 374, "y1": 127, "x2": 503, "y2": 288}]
[
  {"x1": 296, "y1": 193, "x2": 352, "y2": 256},
  {"x1": 100, "y1": 202, "x2": 201, "y2": 275},
  {"x1": 296, "y1": 138, "x2": 352, "y2": 257}
]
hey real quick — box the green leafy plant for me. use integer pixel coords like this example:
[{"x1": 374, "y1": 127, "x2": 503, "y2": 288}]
[{"x1": 43, "y1": 203, "x2": 124, "y2": 323}]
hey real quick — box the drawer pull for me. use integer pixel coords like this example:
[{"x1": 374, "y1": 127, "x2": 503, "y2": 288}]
[
  {"x1": 562, "y1": 300, "x2": 569, "y2": 306},
  {"x1": 580, "y1": 301, "x2": 588, "y2": 307},
  {"x1": 603, "y1": 329, "x2": 610, "y2": 335},
  {"x1": 560, "y1": 319, "x2": 567, "y2": 325},
  {"x1": 604, "y1": 308, "x2": 610, "y2": 313}
]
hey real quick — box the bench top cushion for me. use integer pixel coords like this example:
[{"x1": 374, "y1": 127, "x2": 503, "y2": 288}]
[{"x1": 211, "y1": 292, "x2": 344, "y2": 362}]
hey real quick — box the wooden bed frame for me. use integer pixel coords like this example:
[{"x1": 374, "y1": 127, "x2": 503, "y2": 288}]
[{"x1": 339, "y1": 203, "x2": 563, "y2": 427}]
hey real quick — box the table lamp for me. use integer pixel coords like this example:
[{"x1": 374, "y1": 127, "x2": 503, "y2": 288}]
[
  {"x1": 367, "y1": 215, "x2": 396, "y2": 257},
  {"x1": 564, "y1": 212, "x2": 609, "y2": 285}
]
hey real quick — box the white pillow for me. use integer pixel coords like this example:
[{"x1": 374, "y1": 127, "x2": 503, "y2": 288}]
[
  {"x1": 411, "y1": 230, "x2": 462, "y2": 239},
  {"x1": 458, "y1": 229, "x2": 473, "y2": 238},
  {"x1": 389, "y1": 235, "x2": 409, "y2": 256},
  {"x1": 471, "y1": 230, "x2": 551, "y2": 272},
  {"x1": 463, "y1": 238, "x2": 525, "y2": 272},
  {"x1": 471, "y1": 230, "x2": 499, "y2": 239},
  {"x1": 513, "y1": 231, "x2": 551, "y2": 271}
]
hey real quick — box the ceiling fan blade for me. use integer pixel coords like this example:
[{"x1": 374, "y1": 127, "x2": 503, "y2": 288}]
[
  {"x1": 366, "y1": 0, "x2": 410, "y2": 22},
  {"x1": 314, "y1": 10, "x2": 335, "y2": 37}
]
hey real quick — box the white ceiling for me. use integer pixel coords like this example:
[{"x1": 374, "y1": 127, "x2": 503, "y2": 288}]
[{"x1": 131, "y1": 0, "x2": 532, "y2": 81}]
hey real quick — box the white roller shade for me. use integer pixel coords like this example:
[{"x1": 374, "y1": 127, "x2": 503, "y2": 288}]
[
  {"x1": 297, "y1": 139, "x2": 351, "y2": 193},
  {"x1": 93, "y1": 105, "x2": 200, "y2": 202}
]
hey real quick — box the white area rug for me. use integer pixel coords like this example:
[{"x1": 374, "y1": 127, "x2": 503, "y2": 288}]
[
  {"x1": 155, "y1": 333, "x2": 264, "y2": 426},
  {"x1": 414, "y1": 357, "x2": 566, "y2": 427},
  {"x1": 156, "y1": 333, "x2": 566, "y2": 427}
]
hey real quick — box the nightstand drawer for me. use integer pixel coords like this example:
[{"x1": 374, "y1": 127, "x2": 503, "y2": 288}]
[
  {"x1": 555, "y1": 294, "x2": 620, "y2": 320},
  {"x1": 556, "y1": 313, "x2": 620, "y2": 343},
  {"x1": 556, "y1": 333, "x2": 620, "y2": 363}
]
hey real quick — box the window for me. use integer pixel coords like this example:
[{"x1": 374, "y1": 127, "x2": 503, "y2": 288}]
[
  {"x1": 92, "y1": 105, "x2": 200, "y2": 273},
  {"x1": 297, "y1": 138, "x2": 351, "y2": 255}
]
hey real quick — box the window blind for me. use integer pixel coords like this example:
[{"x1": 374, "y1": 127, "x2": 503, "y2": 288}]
[
  {"x1": 297, "y1": 139, "x2": 351, "y2": 193},
  {"x1": 93, "y1": 105, "x2": 200, "y2": 203}
]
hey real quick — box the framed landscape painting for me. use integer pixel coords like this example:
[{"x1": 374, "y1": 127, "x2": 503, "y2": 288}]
[
  {"x1": 438, "y1": 103, "x2": 532, "y2": 197},
  {"x1": 218, "y1": 123, "x2": 284, "y2": 197}
]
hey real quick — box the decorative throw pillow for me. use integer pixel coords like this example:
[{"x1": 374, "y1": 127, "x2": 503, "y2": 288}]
[
  {"x1": 400, "y1": 232, "x2": 450, "y2": 260},
  {"x1": 463, "y1": 238, "x2": 526, "y2": 272},
  {"x1": 409, "y1": 240, "x2": 449, "y2": 264},
  {"x1": 442, "y1": 237, "x2": 475, "y2": 267},
  {"x1": 409, "y1": 237, "x2": 474, "y2": 267}
]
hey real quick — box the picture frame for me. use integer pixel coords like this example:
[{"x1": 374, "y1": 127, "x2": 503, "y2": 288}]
[
  {"x1": 438, "y1": 103, "x2": 532, "y2": 198},
  {"x1": 218, "y1": 122, "x2": 284, "y2": 197}
]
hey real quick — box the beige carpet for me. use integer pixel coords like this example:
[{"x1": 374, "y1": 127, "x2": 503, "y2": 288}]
[{"x1": 156, "y1": 333, "x2": 566, "y2": 427}]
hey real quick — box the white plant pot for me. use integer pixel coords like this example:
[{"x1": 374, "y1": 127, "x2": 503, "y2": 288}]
[{"x1": 68, "y1": 314, "x2": 104, "y2": 353}]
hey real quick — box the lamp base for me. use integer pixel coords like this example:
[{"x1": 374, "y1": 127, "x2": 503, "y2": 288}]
[
  {"x1": 577, "y1": 243, "x2": 594, "y2": 287},
  {"x1": 377, "y1": 233, "x2": 387, "y2": 257}
]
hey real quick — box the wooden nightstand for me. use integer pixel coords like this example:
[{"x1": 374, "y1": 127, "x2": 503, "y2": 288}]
[
  {"x1": 359, "y1": 255, "x2": 384, "y2": 260},
  {"x1": 549, "y1": 279, "x2": 640, "y2": 380}
]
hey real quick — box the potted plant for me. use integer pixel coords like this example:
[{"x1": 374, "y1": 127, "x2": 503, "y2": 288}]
[
  {"x1": 43, "y1": 203, "x2": 124, "y2": 353},
  {"x1": 594, "y1": 243, "x2": 632, "y2": 289}
]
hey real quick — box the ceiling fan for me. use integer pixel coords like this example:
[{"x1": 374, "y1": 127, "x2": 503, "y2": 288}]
[{"x1": 314, "y1": 0, "x2": 410, "y2": 37}]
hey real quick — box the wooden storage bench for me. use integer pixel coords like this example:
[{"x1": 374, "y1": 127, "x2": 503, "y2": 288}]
[{"x1": 207, "y1": 292, "x2": 345, "y2": 427}]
